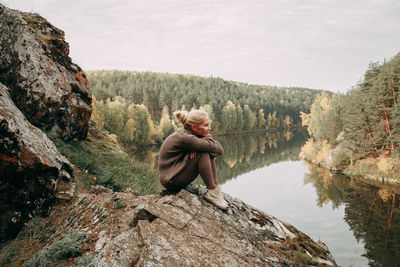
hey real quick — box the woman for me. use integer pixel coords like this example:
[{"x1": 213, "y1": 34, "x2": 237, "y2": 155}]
[{"x1": 158, "y1": 109, "x2": 228, "y2": 210}]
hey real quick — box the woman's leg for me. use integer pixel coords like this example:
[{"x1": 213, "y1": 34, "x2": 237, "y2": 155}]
[
  {"x1": 198, "y1": 153, "x2": 217, "y2": 189},
  {"x1": 210, "y1": 156, "x2": 218, "y2": 187},
  {"x1": 165, "y1": 152, "x2": 216, "y2": 191}
]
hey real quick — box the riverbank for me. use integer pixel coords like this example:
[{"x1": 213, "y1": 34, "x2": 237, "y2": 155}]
[{"x1": 299, "y1": 139, "x2": 400, "y2": 190}]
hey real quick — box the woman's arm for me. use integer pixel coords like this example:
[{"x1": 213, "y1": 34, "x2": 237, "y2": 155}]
[{"x1": 184, "y1": 134, "x2": 224, "y2": 157}]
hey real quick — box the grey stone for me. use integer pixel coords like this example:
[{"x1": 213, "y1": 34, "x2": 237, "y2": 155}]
[
  {"x1": 50, "y1": 186, "x2": 337, "y2": 266},
  {"x1": 0, "y1": 4, "x2": 92, "y2": 140},
  {"x1": 0, "y1": 83, "x2": 73, "y2": 241}
]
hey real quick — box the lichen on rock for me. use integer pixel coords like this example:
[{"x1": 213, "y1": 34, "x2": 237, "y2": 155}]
[
  {"x1": 0, "y1": 3, "x2": 92, "y2": 140},
  {"x1": 41, "y1": 185, "x2": 337, "y2": 266},
  {"x1": 0, "y1": 82, "x2": 74, "y2": 241}
]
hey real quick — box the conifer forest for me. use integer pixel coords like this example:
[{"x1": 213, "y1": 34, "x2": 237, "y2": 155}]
[{"x1": 87, "y1": 71, "x2": 325, "y2": 144}]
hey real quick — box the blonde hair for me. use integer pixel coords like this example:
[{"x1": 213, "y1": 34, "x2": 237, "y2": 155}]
[{"x1": 173, "y1": 109, "x2": 208, "y2": 126}]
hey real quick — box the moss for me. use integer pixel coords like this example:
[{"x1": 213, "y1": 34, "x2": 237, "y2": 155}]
[
  {"x1": 72, "y1": 253, "x2": 94, "y2": 266},
  {"x1": 25, "y1": 231, "x2": 86, "y2": 267},
  {"x1": 281, "y1": 224, "x2": 334, "y2": 266},
  {"x1": 250, "y1": 210, "x2": 271, "y2": 227},
  {"x1": 114, "y1": 199, "x2": 126, "y2": 209}
]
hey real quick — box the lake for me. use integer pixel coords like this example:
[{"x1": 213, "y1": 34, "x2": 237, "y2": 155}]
[{"x1": 138, "y1": 130, "x2": 400, "y2": 266}]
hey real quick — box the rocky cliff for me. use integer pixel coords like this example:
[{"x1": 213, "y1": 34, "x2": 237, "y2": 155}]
[
  {"x1": 0, "y1": 4, "x2": 91, "y2": 241},
  {"x1": 25, "y1": 185, "x2": 336, "y2": 266},
  {"x1": 0, "y1": 4, "x2": 91, "y2": 140}
]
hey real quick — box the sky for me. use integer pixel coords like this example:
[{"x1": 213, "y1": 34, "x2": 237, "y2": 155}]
[{"x1": 1, "y1": 0, "x2": 400, "y2": 93}]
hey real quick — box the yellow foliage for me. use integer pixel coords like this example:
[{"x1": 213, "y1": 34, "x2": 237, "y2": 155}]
[
  {"x1": 319, "y1": 96, "x2": 332, "y2": 112},
  {"x1": 300, "y1": 139, "x2": 317, "y2": 160},
  {"x1": 316, "y1": 141, "x2": 331, "y2": 165},
  {"x1": 300, "y1": 111, "x2": 311, "y2": 128},
  {"x1": 378, "y1": 188, "x2": 393, "y2": 202},
  {"x1": 284, "y1": 130, "x2": 292, "y2": 141},
  {"x1": 300, "y1": 139, "x2": 331, "y2": 166}
]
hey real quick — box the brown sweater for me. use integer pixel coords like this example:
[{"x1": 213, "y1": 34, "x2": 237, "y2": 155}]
[{"x1": 158, "y1": 126, "x2": 224, "y2": 186}]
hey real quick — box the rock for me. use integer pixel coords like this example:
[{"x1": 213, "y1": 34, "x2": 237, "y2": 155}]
[
  {"x1": 48, "y1": 185, "x2": 337, "y2": 266},
  {"x1": 0, "y1": 83, "x2": 73, "y2": 241},
  {"x1": 92, "y1": 229, "x2": 142, "y2": 266},
  {"x1": 90, "y1": 185, "x2": 113, "y2": 195},
  {"x1": 0, "y1": 3, "x2": 92, "y2": 140}
]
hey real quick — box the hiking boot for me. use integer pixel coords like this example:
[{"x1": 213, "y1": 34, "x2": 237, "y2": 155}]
[
  {"x1": 216, "y1": 185, "x2": 225, "y2": 200},
  {"x1": 204, "y1": 187, "x2": 229, "y2": 211}
]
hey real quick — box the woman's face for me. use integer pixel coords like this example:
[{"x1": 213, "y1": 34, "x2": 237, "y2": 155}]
[{"x1": 191, "y1": 117, "x2": 211, "y2": 137}]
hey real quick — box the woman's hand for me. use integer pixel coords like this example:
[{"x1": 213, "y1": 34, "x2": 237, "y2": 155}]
[{"x1": 190, "y1": 151, "x2": 196, "y2": 159}]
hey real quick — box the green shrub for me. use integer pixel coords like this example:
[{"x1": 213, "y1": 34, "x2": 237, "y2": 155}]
[
  {"x1": 25, "y1": 231, "x2": 86, "y2": 267},
  {"x1": 73, "y1": 253, "x2": 94, "y2": 266}
]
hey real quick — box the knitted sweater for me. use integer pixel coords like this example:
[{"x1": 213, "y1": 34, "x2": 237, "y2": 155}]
[{"x1": 158, "y1": 126, "x2": 224, "y2": 186}]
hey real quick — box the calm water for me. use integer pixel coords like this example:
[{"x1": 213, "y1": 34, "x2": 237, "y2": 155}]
[
  {"x1": 215, "y1": 131, "x2": 400, "y2": 267},
  {"x1": 139, "y1": 130, "x2": 400, "y2": 267},
  {"x1": 221, "y1": 160, "x2": 366, "y2": 266}
]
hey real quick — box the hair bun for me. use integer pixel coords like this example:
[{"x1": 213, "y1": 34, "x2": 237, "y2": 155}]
[{"x1": 173, "y1": 110, "x2": 189, "y2": 124}]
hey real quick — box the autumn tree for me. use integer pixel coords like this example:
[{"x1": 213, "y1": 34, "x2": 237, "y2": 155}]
[{"x1": 257, "y1": 109, "x2": 266, "y2": 129}]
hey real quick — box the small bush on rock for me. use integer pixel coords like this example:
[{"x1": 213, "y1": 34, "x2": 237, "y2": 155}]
[{"x1": 26, "y1": 231, "x2": 86, "y2": 267}]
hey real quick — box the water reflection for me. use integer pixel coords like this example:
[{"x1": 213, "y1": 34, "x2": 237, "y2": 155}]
[
  {"x1": 215, "y1": 129, "x2": 308, "y2": 184},
  {"x1": 305, "y1": 165, "x2": 400, "y2": 267}
]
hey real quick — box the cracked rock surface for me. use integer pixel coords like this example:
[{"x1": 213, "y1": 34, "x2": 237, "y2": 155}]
[
  {"x1": 0, "y1": 83, "x2": 74, "y2": 241},
  {"x1": 50, "y1": 185, "x2": 337, "y2": 266},
  {"x1": 0, "y1": 3, "x2": 92, "y2": 140}
]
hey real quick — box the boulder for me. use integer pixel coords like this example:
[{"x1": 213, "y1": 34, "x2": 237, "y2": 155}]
[
  {"x1": 0, "y1": 4, "x2": 91, "y2": 140},
  {"x1": 0, "y1": 83, "x2": 74, "y2": 241},
  {"x1": 45, "y1": 185, "x2": 337, "y2": 266}
]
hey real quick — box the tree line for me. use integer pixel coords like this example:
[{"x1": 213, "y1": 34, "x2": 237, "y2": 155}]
[
  {"x1": 87, "y1": 70, "x2": 325, "y2": 144},
  {"x1": 301, "y1": 52, "x2": 400, "y2": 171}
]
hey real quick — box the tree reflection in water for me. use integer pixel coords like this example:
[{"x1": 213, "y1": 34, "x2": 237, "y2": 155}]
[
  {"x1": 304, "y1": 165, "x2": 400, "y2": 267},
  {"x1": 127, "y1": 129, "x2": 307, "y2": 193},
  {"x1": 215, "y1": 129, "x2": 307, "y2": 184}
]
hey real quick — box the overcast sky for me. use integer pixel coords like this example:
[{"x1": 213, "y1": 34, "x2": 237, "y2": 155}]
[{"x1": 1, "y1": 0, "x2": 399, "y2": 92}]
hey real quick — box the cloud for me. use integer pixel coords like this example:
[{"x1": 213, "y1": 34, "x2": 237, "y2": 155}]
[{"x1": 1, "y1": 0, "x2": 399, "y2": 92}]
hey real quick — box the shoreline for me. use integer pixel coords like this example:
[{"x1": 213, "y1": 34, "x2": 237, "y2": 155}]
[{"x1": 299, "y1": 154, "x2": 400, "y2": 194}]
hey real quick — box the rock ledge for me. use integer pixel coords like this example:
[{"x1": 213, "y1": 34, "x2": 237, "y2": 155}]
[{"x1": 46, "y1": 184, "x2": 337, "y2": 266}]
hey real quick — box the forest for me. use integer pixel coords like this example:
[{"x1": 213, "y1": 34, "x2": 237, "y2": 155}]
[
  {"x1": 86, "y1": 71, "x2": 325, "y2": 145},
  {"x1": 300, "y1": 52, "x2": 400, "y2": 178}
]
